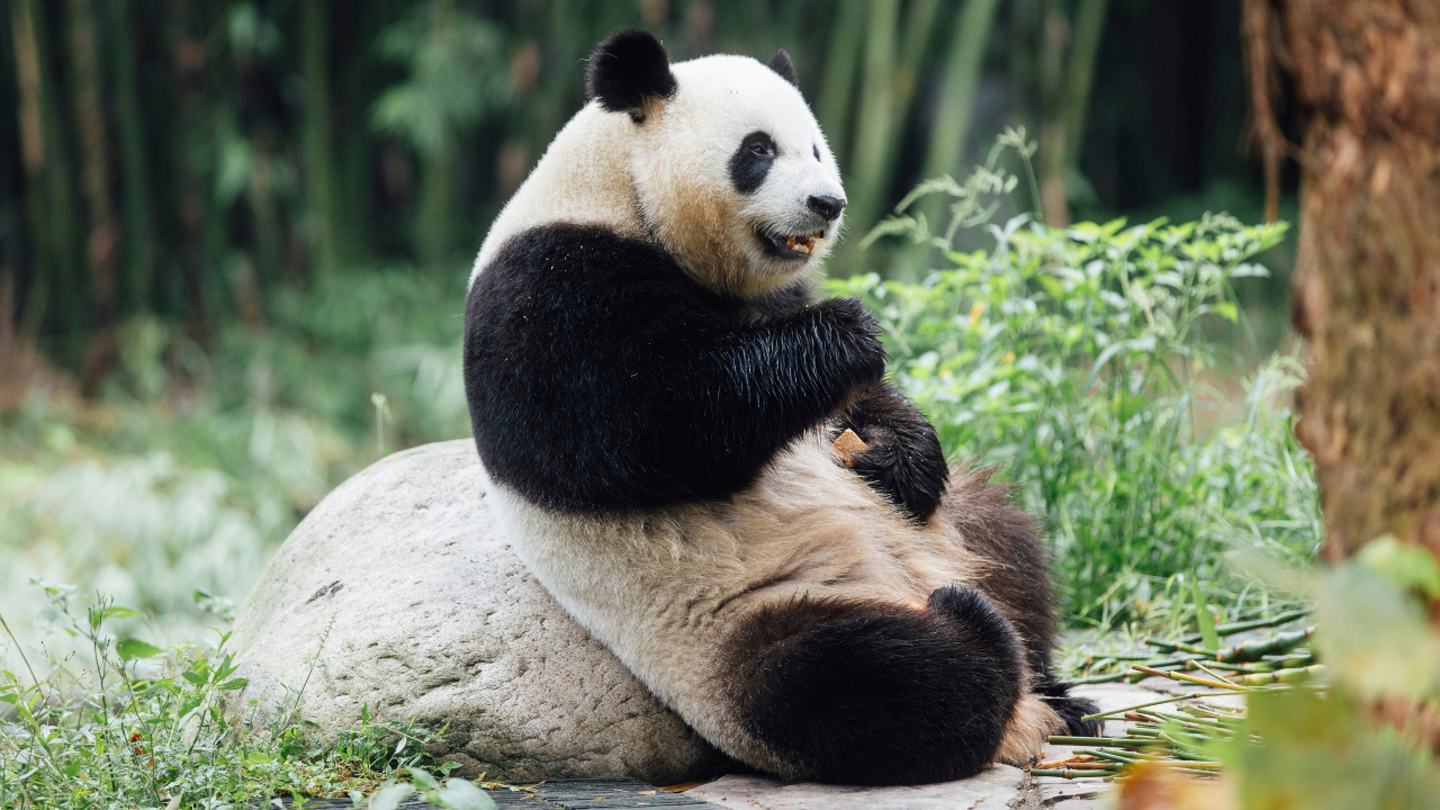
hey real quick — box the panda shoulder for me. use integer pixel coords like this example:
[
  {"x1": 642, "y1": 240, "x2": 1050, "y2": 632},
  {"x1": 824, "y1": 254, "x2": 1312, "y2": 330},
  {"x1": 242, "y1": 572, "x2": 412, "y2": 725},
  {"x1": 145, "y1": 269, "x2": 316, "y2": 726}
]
[
  {"x1": 468, "y1": 222, "x2": 725, "y2": 331},
  {"x1": 477, "y1": 224, "x2": 683, "y2": 290}
]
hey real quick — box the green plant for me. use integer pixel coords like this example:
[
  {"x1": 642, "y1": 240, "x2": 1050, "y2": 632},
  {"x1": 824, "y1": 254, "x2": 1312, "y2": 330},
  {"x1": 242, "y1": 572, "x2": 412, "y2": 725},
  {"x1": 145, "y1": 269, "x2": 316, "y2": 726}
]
[
  {"x1": 838, "y1": 144, "x2": 1317, "y2": 625},
  {"x1": 0, "y1": 266, "x2": 471, "y2": 657},
  {"x1": 0, "y1": 582, "x2": 469, "y2": 808}
]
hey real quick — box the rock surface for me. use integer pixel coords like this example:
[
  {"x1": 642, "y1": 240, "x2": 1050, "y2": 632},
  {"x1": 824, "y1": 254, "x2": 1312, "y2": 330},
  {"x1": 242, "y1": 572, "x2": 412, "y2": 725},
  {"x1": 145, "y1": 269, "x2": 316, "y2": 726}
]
[
  {"x1": 225, "y1": 440, "x2": 727, "y2": 784},
  {"x1": 685, "y1": 767, "x2": 1026, "y2": 810},
  {"x1": 684, "y1": 684, "x2": 1164, "y2": 810}
]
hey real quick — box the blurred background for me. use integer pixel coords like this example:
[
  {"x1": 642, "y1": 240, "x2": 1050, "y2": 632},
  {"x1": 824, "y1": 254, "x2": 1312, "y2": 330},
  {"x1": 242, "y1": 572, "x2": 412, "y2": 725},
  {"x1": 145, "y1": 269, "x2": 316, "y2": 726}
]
[{"x1": 0, "y1": 0, "x2": 1299, "y2": 644}]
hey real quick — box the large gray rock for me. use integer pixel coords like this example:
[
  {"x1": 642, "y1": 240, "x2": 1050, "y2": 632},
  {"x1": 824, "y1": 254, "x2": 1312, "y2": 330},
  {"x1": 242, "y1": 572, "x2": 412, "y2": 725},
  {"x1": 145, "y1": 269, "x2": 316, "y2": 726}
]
[{"x1": 225, "y1": 440, "x2": 726, "y2": 784}]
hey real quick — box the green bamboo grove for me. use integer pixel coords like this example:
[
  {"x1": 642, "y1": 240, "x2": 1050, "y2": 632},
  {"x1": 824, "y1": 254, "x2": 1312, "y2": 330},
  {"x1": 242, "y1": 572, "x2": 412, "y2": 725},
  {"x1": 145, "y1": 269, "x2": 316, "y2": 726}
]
[{"x1": 0, "y1": 0, "x2": 1262, "y2": 386}]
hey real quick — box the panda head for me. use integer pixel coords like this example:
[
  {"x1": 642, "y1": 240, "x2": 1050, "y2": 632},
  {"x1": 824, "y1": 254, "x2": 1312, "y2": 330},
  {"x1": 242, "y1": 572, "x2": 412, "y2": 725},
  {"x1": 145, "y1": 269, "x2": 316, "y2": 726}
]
[{"x1": 588, "y1": 31, "x2": 846, "y2": 299}]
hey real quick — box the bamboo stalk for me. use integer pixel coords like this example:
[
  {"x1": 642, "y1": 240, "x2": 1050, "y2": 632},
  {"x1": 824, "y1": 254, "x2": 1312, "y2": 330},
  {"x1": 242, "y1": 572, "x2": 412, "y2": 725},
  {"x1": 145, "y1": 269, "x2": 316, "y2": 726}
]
[
  {"x1": 1029, "y1": 766, "x2": 1119, "y2": 778},
  {"x1": 1081, "y1": 692, "x2": 1238, "y2": 721},
  {"x1": 1036, "y1": 0, "x2": 1068, "y2": 226},
  {"x1": 920, "y1": 0, "x2": 1002, "y2": 186},
  {"x1": 1230, "y1": 665, "x2": 1324, "y2": 686},
  {"x1": 1214, "y1": 627, "x2": 1315, "y2": 662},
  {"x1": 1148, "y1": 627, "x2": 1314, "y2": 661},
  {"x1": 69, "y1": 0, "x2": 121, "y2": 393},
  {"x1": 1048, "y1": 736, "x2": 1154, "y2": 748},
  {"x1": 1080, "y1": 747, "x2": 1143, "y2": 764},
  {"x1": 1060, "y1": 0, "x2": 1110, "y2": 171},
  {"x1": 816, "y1": 0, "x2": 866, "y2": 163},
  {"x1": 105, "y1": 0, "x2": 156, "y2": 314},
  {"x1": 1173, "y1": 608, "x2": 1311, "y2": 643},
  {"x1": 13, "y1": 0, "x2": 82, "y2": 349},
  {"x1": 1131, "y1": 665, "x2": 1250, "y2": 691},
  {"x1": 1070, "y1": 671, "x2": 1128, "y2": 685},
  {"x1": 1190, "y1": 661, "x2": 1240, "y2": 686},
  {"x1": 301, "y1": 0, "x2": 339, "y2": 278},
  {"x1": 840, "y1": 0, "x2": 901, "y2": 252}
]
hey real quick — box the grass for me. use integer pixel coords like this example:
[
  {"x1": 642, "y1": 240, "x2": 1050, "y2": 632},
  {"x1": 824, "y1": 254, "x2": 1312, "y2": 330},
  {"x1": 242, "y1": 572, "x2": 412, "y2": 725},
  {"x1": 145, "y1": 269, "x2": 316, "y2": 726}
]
[{"x1": 0, "y1": 582, "x2": 499, "y2": 808}]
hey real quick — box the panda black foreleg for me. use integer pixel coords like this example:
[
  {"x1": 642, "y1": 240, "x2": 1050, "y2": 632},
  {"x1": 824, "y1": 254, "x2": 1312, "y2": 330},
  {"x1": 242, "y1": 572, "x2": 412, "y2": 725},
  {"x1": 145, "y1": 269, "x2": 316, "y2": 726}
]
[
  {"x1": 836, "y1": 381, "x2": 950, "y2": 523},
  {"x1": 722, "y1": 586, "x2": 1024, "y2": 785}
]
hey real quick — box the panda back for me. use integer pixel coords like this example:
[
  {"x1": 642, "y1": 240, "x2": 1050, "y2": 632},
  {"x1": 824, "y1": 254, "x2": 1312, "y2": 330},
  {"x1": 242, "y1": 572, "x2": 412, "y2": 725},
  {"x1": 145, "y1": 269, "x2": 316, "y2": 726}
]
[{"x1": 471, "y1": 105, "x2": 643, "y2": 287}]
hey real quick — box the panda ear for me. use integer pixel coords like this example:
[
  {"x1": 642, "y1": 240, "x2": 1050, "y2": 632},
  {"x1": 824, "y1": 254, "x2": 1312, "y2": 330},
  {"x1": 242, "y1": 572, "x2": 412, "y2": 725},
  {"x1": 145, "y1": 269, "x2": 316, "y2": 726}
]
[
  {"x1": 767, "y1": 49, "x2": 798, "y2": 88},
  {"x1": 587, "y1": 30, "x2": 677, "y2": 121}
]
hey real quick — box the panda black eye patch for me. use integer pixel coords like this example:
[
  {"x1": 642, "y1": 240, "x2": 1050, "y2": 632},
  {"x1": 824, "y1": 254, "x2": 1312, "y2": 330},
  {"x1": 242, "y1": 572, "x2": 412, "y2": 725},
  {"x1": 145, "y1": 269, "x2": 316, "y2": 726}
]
[{"x1": 729, "y1": 131, "x2": 777, "y2": 194}]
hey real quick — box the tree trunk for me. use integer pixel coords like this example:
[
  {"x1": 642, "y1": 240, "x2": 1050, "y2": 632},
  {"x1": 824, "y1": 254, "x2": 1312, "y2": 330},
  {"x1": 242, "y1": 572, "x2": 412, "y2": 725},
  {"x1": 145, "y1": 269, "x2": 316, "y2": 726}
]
[{"x1": 1248, "y1": 0, "x2": 1440, "y2": 561}]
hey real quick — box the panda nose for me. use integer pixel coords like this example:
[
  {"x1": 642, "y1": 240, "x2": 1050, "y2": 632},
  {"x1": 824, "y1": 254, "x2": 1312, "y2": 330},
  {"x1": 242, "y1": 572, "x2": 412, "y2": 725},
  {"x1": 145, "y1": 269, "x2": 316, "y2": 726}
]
[{"x1": 807, "y1": 195, "x2": 846, "y2": 222}]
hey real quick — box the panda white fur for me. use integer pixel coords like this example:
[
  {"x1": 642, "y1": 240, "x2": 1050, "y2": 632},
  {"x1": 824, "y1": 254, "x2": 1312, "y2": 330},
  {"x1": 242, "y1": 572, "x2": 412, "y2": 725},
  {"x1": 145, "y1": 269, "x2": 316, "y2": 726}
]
[{"x1": 463, "y1": 30, "x2": 1097, "y2": 785}]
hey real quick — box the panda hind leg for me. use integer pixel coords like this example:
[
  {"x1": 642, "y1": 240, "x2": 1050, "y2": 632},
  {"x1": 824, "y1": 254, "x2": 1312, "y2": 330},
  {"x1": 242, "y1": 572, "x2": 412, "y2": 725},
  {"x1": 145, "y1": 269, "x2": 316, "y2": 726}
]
[
  {"x1": 938, "y1": 470, "x2": 1102, "y2": 740},
  {"x1": 721, "y1": 585, "x2": 1026, "y2": 785},
  {"x1": 1035, "y1": 680, "x2": 1102, "y2": 737}
]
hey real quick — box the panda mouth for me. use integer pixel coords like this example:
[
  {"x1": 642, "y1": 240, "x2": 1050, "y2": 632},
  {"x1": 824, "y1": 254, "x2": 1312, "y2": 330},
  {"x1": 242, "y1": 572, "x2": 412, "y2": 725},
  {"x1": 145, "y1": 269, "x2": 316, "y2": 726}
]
[{"x1": 757, "y1": 228, "x2": 826, "y2": 260}]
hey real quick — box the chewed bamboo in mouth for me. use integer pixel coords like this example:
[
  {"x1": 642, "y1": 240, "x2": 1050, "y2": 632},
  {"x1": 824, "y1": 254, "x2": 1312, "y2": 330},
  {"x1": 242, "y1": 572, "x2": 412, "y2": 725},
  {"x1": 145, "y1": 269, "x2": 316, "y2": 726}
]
[{"x1": 785, "y1": 232, "x2": 825, "y2": 255}]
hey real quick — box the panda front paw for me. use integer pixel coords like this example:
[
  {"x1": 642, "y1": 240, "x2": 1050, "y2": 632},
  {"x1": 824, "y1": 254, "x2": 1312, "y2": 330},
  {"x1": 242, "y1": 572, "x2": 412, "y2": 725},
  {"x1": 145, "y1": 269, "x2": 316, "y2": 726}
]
[
  {"x1": 813, "y1": 297, "x2": 886, "y2": 383},
  {"x1": 847, "y1": 431, "x2": 948, "y2": 523},
  {"x1": 838, "y1": 382, "x2": 949, "y2": 523}
]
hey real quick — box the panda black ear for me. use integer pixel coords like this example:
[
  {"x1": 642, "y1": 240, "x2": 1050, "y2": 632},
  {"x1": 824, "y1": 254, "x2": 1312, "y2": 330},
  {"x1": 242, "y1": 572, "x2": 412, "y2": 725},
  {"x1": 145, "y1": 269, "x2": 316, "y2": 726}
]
[
  {"x1": 767, "y1": 49, "x2": 798, "y2": 88},
  {"x1": 587, "y1": 30, "x2": 677, "y2": 121}
]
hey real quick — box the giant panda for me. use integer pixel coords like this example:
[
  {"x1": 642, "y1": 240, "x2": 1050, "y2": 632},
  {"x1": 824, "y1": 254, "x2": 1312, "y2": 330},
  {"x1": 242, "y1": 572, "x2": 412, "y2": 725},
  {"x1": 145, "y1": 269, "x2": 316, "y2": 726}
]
[{"x1": 463, "y1": 30, "x2": 1097, "y2": 786}]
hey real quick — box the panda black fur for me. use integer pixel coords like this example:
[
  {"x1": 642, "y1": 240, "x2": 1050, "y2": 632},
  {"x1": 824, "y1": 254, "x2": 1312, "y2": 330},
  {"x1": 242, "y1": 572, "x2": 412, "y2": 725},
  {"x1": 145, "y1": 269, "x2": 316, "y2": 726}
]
[{"x1": 463, "y1": 30, "x2": 1097, "y2": 785}]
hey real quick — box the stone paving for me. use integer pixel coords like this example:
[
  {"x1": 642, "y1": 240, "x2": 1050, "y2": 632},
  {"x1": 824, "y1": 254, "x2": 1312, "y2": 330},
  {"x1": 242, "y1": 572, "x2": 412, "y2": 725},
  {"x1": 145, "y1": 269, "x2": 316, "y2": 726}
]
[{"x1": 682, "y1": 680, "x2": 1241, "y2": 810}]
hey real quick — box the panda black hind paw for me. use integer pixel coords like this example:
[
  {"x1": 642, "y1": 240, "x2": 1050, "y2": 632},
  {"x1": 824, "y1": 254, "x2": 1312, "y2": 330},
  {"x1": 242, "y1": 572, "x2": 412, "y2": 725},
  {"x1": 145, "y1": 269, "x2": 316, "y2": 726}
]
[
  {"x1": 726, "y1": 588, "x2": 1025, "y2": 784},
  {"x1": 1035, "y1": 681, "x2": 1103, "y2": 737}
]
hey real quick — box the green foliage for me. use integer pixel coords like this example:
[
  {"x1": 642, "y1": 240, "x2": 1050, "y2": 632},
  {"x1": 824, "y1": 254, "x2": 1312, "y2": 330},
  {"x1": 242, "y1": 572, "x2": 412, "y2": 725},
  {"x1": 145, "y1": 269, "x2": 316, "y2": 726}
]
[
  {"x1": 837, "y1": 154, "x2": 1318, "y2": 625},
  {"x1": 369, "y1": 769, "x2": 499, "y2": 810},
  {"x1": 1207, "y1": 554, "x2": 1440, "y2": 809},
  {"x1": 0, "y1": 267, "x2": 468, "y2": 654},
  {"x1": 372, "y1": 5, "x2": 510, "y2": 158},
  {"x1": 0, "y1": 584, "x2": 470, "y2": 808}
]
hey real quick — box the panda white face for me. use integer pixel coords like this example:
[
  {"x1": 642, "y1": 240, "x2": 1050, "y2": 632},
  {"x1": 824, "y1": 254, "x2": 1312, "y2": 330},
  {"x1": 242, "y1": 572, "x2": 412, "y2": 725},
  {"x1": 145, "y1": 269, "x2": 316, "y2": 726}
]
[{"x1": 631, "y1": 55, "x2": 846, "y2": 299}]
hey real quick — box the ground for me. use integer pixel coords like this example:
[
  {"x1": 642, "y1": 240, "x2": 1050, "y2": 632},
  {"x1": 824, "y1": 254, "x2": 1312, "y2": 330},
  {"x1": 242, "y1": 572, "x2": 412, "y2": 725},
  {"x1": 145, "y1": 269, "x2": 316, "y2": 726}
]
[{"x1": 680, "y1": 679, "x2": 1237, "y2": 810}]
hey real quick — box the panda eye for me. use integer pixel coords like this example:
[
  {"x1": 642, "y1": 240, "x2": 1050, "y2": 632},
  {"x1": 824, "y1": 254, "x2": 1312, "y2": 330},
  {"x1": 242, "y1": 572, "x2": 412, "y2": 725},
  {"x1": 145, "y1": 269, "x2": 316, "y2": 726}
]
[{"x1": 730, "y1": 131, "x2": 778, "y2": 193}]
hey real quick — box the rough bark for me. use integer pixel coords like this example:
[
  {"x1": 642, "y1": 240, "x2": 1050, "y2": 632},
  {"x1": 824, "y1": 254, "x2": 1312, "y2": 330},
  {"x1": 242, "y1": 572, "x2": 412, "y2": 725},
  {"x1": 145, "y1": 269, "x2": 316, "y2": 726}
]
[{"x1": 1249, "y1": 0, "x2": 1440, "y2": 561}]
